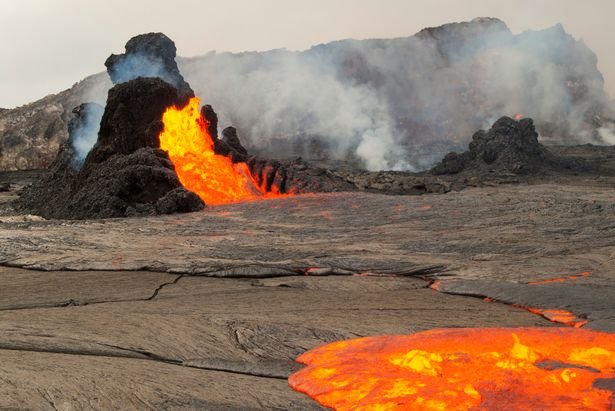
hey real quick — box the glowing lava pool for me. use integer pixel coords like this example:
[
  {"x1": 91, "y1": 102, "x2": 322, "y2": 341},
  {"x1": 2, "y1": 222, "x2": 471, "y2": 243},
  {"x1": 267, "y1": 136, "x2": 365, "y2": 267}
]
[{"x1": 289, "y1": 328, "x2": 615, "y2": 410}]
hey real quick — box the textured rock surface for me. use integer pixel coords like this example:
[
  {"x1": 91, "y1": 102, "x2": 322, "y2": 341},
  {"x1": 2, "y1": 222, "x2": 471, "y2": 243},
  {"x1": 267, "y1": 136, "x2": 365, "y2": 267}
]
[
  {"x1": 247, "y1": 157, "x2": 357, "y2": 194},
  {"x1": 431, "y1": 116, "x2": 549, "y2": 175},
  {"x1": 1, "y1": 168, "x2": 614, "y2": 408},
  {"x1": 84, "y1": 78, "x2": 181, "y2": 165},
  {"x1": 0, "y1": 265, "x2": 549, "y2": 409},
  {"x1": 16, "y1": 78, "x2": 204, "y2": 219}
]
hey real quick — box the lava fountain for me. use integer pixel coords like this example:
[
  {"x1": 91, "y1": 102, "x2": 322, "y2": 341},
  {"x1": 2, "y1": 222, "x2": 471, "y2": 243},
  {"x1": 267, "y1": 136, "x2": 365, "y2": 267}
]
[
  {"x1": 289, "y1": 328, "x2": 615, "y2": 410},
  {"x1": 159, "y1": 97, "x2": 285, "y2": 205}
]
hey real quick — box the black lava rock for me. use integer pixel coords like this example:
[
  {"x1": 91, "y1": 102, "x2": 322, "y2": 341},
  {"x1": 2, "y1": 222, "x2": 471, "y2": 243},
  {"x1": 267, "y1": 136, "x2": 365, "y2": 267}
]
[
  {"x1": 246, "y1": 157, "x2": 356, "y2": 194},
  {"x1": 431, "y1": 116, "x2": 549, "y2": 175},
  {"x1": 213, "y1": 126, "x2": 249, "y2": 162},
  {"x1": 16, "y1": 77, "x2": 205, "y2": 219},
  {"x1": 201, "y1": 104, "x2": 218, "y2": 139},
  {"x1": 221, "y1": 127, "x2": 248, "y2": 156},
  {"x1": 105, "y1": 32, "x2": 194, "y2": 101},
  {"x1": 61, "y1": 148, "x2": 202, "y2": 219},
  {"x1": 155, "y1": 187, "x2": 205, "y2": 215},
  {"x1": 84, "y1": 78, "x2": 181, "y2": 166}
]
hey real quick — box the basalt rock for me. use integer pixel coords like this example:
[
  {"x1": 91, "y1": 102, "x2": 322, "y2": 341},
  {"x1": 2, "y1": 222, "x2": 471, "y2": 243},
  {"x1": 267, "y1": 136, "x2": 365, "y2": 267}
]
[
  {"x1": 221, "y1": 127, "x2": 248, "y2": 157},
  {"x1": 105, "y1": 32, "x2": 193, "y2": 101},
  {"x1": 83, "y1": 78, "x2": 180, "y2": 166},
  {"x1": 247, "y1": 157, "x2": 356, "y2": 194},
  {"x1": 65, "y1": 148, "x2": 203, "y2": 219},
  {"x1": 16, "y1": 78, "x2": 204, "y2": 219},
  {"x1": 203, "y1": 104, "x2": 247, "y2": 162},
  {"x1": 431, "y1": 117, "x2": 550, "y2": 175},
  {"x1": 201, "y1": 104, "x2": 218, "y2": 139},
  {"x1": 213, "y1": 126, "x2": 249, "y2": 163}
]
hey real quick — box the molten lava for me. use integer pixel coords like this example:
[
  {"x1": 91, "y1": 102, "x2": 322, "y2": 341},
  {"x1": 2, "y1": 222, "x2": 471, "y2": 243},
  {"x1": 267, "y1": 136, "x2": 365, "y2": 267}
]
[
  {"x1": 289, "y1": 328, "x2": 615, "y2": 410},
  {"x1": 514, "y1": 113, "x2": 524, "y2": 120},
  {"x1": 159, "y1": 97, "x2": 285, "y2": 205},
  {"x1": 525, "y1": 308, "x2": 588, "y2": 328},
  {"x1": 528, "y1": 271, "x2": 591, "y2": 285}
]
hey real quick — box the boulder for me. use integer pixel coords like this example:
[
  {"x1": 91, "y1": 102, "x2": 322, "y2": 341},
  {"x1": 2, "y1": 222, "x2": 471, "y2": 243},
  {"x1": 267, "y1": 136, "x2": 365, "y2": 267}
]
[{"x1": 431, "y1": 117, "x2": 549, "y2": 175}]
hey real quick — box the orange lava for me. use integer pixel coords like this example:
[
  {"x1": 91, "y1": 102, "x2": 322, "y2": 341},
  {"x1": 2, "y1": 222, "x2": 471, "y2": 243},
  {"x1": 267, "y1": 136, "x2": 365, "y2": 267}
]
[
  {"x1": 525, "y1": 307, "x2": 588, "y2": 328},
  {"x1": 528, "y1": 271, "x2": 591, "y2": 285},
  {"x1": 289, "y1": 328, "x2": 615, "y2": 411},
  {"x1": 159, "y1": 97, "x2": 286, "y2": 205},
  {"x1": 514, "y1": 113, "x2": 524, "y2": 120}
]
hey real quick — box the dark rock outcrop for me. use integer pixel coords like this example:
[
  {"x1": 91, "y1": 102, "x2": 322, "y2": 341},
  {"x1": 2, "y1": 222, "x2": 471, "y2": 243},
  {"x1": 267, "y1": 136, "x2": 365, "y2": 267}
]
[
  {"x1": 83, "y1": 78, "x2": 179, "y2": 166},
  {"x1": 105, "y1": 32, "x2": 193, "y2": 101},
  {"x1": 431, "y1": 117, "x2": 549, "y2": 175},
  {"x1": 213, "y1": 126, "x2": 249, "y2": 163},
  {"x1": 201, "y1": 104, "x2": 218, "y2": 139},
  {"x1": 17, "y1": 36, "x2": 204, "y2": 220},
  {"x1": 17, "y1": 79, "x2": 204, "y2": 219},
  {"x1": 55, "y1": 147, "x2": 201, "y2": 219},
  {"x1": 247, "y1": 157, "x2": 356, "y2": 194},
  {"x1": 221, "y1": 127, "x2": 248, "y2": 156}
]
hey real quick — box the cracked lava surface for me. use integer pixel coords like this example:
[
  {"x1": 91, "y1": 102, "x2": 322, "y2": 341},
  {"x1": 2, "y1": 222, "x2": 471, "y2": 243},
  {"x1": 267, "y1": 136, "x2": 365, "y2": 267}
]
[{"x1": 1, "y1": 173, "x2": 615, "y2": 408}]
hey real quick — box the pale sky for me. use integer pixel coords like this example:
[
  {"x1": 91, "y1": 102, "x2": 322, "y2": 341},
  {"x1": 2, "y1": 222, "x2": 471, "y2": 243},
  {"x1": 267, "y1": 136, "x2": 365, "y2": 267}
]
[{"x1": 1, "y1": 0, "x2": 613, "y2": 108}]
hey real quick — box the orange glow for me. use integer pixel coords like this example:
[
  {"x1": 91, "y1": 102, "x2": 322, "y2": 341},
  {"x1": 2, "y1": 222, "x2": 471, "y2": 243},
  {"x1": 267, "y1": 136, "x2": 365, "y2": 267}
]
[
  {"x1": 514, "y1": 113, "x2": 524, "y2": 120},
  {"x1": 289, "y1": 328, "x2": 615, "y2": 411},
  {"x1": 430, "y1": 282, "x2": 588, "y2": 328},
  {"x1": 159, "y1": 97, "x2": 287, "y2": 205},
  {"x1": 525, "y1": 308, "x2": 588, "y2": 328},
  {"x1": 528, "y1": 271, "x2": 591, "y2": 285}
]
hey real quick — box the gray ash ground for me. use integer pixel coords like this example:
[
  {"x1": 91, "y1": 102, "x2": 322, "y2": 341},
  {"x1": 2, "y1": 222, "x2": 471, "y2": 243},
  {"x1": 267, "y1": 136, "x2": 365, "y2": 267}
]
[
  {"x1": 1, "y1": 170, "x2": 615, "y2": 407},
  {"x1": 1, "y1": 142, "x2": 615, "y2": 408}
]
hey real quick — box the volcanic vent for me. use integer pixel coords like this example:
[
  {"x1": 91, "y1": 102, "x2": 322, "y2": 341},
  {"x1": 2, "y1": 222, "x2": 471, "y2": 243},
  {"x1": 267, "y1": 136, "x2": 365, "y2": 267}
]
[{"x1": 17, "y1": 33, "x2": 353, "y2": 219}]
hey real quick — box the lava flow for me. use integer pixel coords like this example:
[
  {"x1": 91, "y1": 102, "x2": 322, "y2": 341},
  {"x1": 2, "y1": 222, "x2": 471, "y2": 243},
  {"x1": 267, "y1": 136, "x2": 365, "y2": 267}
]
[
  {"x1": 289, "y1": 328, "x2": 615, "y2": 411},
  {"x1": 525, "y1": 307, "x2": 588, "y2": 328},
  {"x1": 528, "y1": 271, "x2": 591, "y2": 285},
  {"x1": 159, "y1": 97, "x2": 285, "y2": 205}
]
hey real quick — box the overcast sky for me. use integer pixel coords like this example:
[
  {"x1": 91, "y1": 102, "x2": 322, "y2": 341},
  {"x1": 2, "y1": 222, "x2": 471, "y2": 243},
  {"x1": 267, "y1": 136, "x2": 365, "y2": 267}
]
[{"x1": 0, "y1": 0, "x2": 613, "y2": 108}]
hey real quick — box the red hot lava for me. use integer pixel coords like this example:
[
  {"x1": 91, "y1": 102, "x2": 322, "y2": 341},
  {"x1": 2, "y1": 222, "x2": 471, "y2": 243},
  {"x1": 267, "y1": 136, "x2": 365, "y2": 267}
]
[
  {"x1": 528, "y1": 271, "x2": 591, "y2": 285},
  {"x1": 289, "y1": 328, "x2": 615, "y2": 410},
  {"x1": 159, "y1": 97, "x2": 288, "y2": 205}
]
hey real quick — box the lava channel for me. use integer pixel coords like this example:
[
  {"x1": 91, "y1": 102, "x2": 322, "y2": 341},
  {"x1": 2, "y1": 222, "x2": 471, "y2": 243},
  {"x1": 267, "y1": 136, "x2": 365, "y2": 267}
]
[
  {"x1": 528, "y1": 271, "x2": 591, "y2": 285},
  {"x1": 289, "y1": 328, "x2": 615, "y2": 410},
  {"x1": 159, "y1": 97, "x2": 287, "y2": 205}
]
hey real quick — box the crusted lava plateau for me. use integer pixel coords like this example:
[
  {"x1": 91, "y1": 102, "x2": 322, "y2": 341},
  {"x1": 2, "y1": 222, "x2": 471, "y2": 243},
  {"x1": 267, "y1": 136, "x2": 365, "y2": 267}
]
[{"x1": 1, "y1": 30, "x2": 615, "y2": 411}]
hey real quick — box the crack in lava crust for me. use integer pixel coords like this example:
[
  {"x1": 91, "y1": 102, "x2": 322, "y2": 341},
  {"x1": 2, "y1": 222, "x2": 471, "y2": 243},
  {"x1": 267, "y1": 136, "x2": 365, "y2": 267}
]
[
  {"x1": 288, "y1": 328, "x2": 615, "y2": 410},
  {"x1": 159, "y1": 97, "x2": 285, "y2": 205}
]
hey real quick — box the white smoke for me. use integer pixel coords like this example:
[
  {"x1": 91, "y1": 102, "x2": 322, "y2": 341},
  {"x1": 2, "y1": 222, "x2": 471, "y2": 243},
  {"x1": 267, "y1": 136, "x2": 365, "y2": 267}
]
[
  {"x1": 70, "y1": 104, "x2": 104, "y2": 167},
  {"x1": 110, "y1": 53, "x2": 180, "y2": 89},
  {"x1": 598, "y1": 126, "x2": 615, "y2": 144},
  {"x1": 73, "y1": 19, "x2": 613, "y2": 170},
  {"x1": 180, "y1": 50, "x2": 410, "y2": 170},
  {"x1": 177, "y1": 19, "x2": 612, "y2": 170}
]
